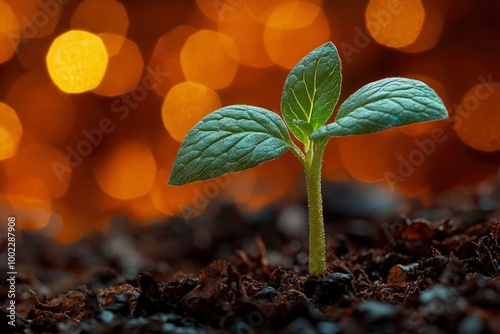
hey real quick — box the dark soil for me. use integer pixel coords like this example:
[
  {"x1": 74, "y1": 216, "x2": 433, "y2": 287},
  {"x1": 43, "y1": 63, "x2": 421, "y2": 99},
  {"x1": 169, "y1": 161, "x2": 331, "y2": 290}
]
[{"x1": 1, "y1": 181, "x2": 499, "y2": 333}]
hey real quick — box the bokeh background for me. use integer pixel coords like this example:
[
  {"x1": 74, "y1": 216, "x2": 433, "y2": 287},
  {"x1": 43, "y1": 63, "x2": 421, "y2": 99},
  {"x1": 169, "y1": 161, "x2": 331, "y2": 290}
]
[{"x1": 0, "y1": 0, "x2": 499, "y2": 242}]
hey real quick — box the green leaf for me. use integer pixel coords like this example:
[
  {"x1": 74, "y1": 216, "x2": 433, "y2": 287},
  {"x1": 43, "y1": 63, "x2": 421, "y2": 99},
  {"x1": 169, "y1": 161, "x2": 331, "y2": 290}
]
[
  {"x1": 168, "y1": 105, "x2": 293, "y2": 185},
  {"x1": 281, "y1": 41, "x2": 342, "y2": 143},
  {"x1": 310, "y1": 77, "x2": 448, "y2": 140},
  {"x1": 292, "y1": 119, "x2": 314, "y2": 136}
]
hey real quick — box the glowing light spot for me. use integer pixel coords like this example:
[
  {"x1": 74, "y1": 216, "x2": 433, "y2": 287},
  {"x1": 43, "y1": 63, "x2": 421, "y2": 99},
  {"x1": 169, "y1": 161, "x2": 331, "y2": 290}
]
[
  {"x1": 94, "y1": 141, "x2": 157, "y2": 200},
  {"x1": 1, "y1": 144, "x2": 71, "y2": 201},
  {"x1": 94, "y1": 36, "x2": 144, "y2": 97},
  {"x1": 181, "y1": 30, "x2": 239, "y2": 90},
  {"x1": 266, "y1": 1, "x2": 322, "y2": 29},
  {"x1": 0, "y1": 102, "x2": 22, "y2": 160},
  {"x1": 4, "y1": 0, "x2": 38, "y2": 24},
  {"x1": 217, "y1": 20, "x2": 273, "y2": 68},
  {"x1": 6, "y1": 72, "x2": 75, "y2": 144},
  {"x1": 455, "y1": 84, "x2": 500, "y2": 152},
  {"x1": 149, "y1": 27, "x2": 196, "y2": 98},
  {"x1": 196, "y1": 0, "x2": 324, "y2": 24},
  {"x1": 71, "y1": 0, "x2": 129, "y2": 37},
  {"x1": 0, "y1": 1, "x2": 21, "y2": 63},
  {"x1": 234, "y1": 156, "x2": 301, "y2": 211},
  {"x1": 339, "y1": 129, "x2": 406, "y2": 183},
  {"x1": 245, "y1": 0, "x2": 324, "y2": 24},
  {"x1": 1, "y1": 193, "x2": 53, "y2": 231},
  {"x1": 6, "y1": 0, "x2": 61, "y2": 39},
  {"x1": 128, "y1": 196, "x2": 160, "y2": 222},
  {"x1": 162, "y1": 82, "x2": 221, "y2": 142},
  {"x1": 149, "y1": 26, "x2": 197, "y2": 97},
  {"x1": 46, "y1": 30, "x2": 108, "y2": 93},
  {"x1": 263, "y1": 4, "x2": 331, "y2": 69},
  {"x1": 150, "y1": 168, "x2": 198, "y2": 216},
  {"x1": 398, "y1": 1, "x2": 444, "y2": 53},
  {"x1": 365, "y1": 0, "x2": 425, "y2": 49},
  {"x1": 195, "y1": 0, "x2": 254, "y2": 23},
  {"x1": 98, "y1": 33, "x2": 125, "y2": 57}
]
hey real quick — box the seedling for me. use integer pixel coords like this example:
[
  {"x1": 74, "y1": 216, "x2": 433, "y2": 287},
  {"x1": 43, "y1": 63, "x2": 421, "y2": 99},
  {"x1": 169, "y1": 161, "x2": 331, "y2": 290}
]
[{"x1": 168, "y1": 42, "x2": 448, "y2": 274}]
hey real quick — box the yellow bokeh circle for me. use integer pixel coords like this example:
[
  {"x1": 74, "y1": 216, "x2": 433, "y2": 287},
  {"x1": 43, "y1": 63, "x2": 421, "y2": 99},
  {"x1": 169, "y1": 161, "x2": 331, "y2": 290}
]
[
  {"x1": 365, "y1": 0, "x2": 425, "y2": 49},
  {"x1": 162, "y1": 81, "x2": 221, "y2": 142},
  {"x1": 455, "y1": 84, "x2": 500, "y2": 152},
  {"x1": 0, "y1": 102, "x2": 23, "y2": 160},
  {"x1": 46, "y1": 30, "x2": 108, "y2": 93},
  {"x1": 0, "y1": 1, "x2": 21, "y2": 63},
  {"x1": 93, "y1": 141, "x2": 157, "y2": 200},
  {"x1": 180, "y1": 30, "x2": 239, "y2": 90}
]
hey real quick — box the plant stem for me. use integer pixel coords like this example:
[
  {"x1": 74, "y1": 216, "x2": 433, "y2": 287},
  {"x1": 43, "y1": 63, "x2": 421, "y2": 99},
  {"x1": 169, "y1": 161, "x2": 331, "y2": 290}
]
[{"x1": 304, "y1": 140, "x2": 328, "y2": 274}]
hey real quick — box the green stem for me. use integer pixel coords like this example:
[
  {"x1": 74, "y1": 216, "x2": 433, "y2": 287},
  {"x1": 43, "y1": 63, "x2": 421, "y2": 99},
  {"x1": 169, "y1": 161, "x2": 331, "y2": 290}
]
[{"x1": 304, "y1": 140, "x2": 328, "y2": 274}]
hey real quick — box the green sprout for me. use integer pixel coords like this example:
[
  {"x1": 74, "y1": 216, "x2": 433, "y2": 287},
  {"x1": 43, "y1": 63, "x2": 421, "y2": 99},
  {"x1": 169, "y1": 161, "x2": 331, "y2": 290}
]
[{"x1": 168, "y1": 42, "x2": 448, "y2": 274}]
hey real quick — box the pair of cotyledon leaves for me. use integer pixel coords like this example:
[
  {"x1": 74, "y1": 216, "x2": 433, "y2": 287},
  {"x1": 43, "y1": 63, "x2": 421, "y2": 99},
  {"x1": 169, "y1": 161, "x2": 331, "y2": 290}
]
[{"x1": 169, "y1": 42, "x2": 448, "y2": 186}]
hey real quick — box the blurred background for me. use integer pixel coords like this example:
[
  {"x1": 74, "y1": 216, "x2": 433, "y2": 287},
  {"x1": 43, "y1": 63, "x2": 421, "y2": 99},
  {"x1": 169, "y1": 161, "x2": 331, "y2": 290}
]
[{"x1": 0, "y1": 0, "x2": 499, "y2": 242}]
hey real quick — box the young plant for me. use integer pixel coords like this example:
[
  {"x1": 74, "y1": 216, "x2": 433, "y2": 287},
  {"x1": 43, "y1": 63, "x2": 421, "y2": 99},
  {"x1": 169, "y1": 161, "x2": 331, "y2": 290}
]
[{"x1": 168, "y1": 42, "x2": 448, "y2": 274}]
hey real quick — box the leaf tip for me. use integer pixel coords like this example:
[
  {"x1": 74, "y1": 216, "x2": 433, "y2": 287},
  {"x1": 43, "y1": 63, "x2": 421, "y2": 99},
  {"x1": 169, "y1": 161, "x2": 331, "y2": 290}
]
[{"x1": 167, "y1": 167, "x2": 186, "y2": 186}]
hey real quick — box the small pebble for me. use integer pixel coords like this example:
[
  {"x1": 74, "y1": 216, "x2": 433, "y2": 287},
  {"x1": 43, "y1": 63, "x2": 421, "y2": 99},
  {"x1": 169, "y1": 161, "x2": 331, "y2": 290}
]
[
  {"x1": 317, "y1": 321, "x2": 341, "y2": 334},
  {"x1": 255, "y1": 286, "x2": 278, "y2": 300},
  {"x1": 325, "y1": 272, "x2": 353, "y2": 285},
  {"x1": 357, "y1": 301, "x2": 398, "y2": 323},
  {"x1": 229, "y1": 321, "x2": 252, "y2": 334},
  {"x1": 162, "y1": 323, "x2": 176, "y2": 332},
  {"x1": 458, "y1": 315, "x2": 484, "y2": 334},
  {"x1": 277, "y1": 205, "x2": 308, "y2": 238},
  {"x1": 419, "y1": 285, "x2": 456, "y2": 304},
  {"x1": 99, "y1": 310, "x2": 115, "y2": 325},
  {"x1": 128, "y1": 317, "x2": 149, "y2": 327},
  {"x1": 286, "y1": 317, "x2": 317, "y2": 334}
]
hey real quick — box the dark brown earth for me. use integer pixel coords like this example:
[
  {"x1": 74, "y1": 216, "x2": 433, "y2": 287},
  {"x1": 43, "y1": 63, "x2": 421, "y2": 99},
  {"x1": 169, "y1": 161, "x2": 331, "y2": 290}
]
[{"x1": 1, "y1": 180, "x2": 499, "y2": 333}]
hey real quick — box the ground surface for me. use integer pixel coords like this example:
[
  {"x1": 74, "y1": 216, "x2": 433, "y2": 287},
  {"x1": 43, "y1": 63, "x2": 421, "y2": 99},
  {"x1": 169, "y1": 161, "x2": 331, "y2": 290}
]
[{"x1": 1, "y1": 181, "x2": 499, "y2": 333}]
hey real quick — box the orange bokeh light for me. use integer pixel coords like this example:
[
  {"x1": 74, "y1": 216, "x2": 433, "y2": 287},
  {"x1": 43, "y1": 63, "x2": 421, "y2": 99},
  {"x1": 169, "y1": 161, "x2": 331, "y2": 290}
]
[
  {"x1": 217, "y1": 16, "x2": 273, "y2": 68},
  {"x1": 70, "y1": 0, "x2": 129, "y2": 37},
  {"x1": 196, "y1": 0, "x2": 324, "y2": 24},
  {"x1": 180, "y1": 29, "x2": 240, "y2": 90},
  {"x1": 234, "y1": 154, "x2": 302, "y2": 211},
  {"x1": 150, "y1": 169, "x2": 204, "y2": 216},
  {"x1": 398, "y1": 0, "x2": 444, "y2": 53},
  {"x1": 266, "y1": 1, "x2": 322, "y2": 29},
  {"x1": 4, "y1": 0, "x2": 38, "y2": 22},
  {"x1": 162, "y1": 81, "x2": 221, "y2": 142},
  {"x1": 195, "y1": 0, "x2": 254, "y2": 24},
  {"x1": 0, "y1": 102, "x2": 22, "y2": 160},
  {"x1": 6, "y1": 0, "x2": 62, "y2": 40},
  {"x1": 365, "y1": 0, "x2": 425, "y2": 49},
  {"x1": 98, "y1": 33, "x2": 125, "y2": 57},
  {"x1": 0, "y1": 193, "x2": 53, "y2": 230},
  {"x1": 1, "y1": 143, "x2": 71, "y2": 201},
  {"x1": 263, "y1": 2, "x2": 330, "y2": 69},
  {"x1": 0, "y1": 1, "x2": 21, "y2": 63},
  {"x1": 149, "y1": 25, "x2": 198, "y2": 97},
  {"x1": 93, "y1": 141, "x2": 157, "y2": 200},
  {"x1": 6, "y1": 71, "x2": 76, "y2": 144},
  {"x1": 455, "y1": 84, "x2": 500, "y2": 152},
  {"x1": 93, "y1": 35, "x2": 144, "y2": 97},
  {"x1": 46, "y1": 30, "x2": 109, "y2": 93},
  {"x1": 247, "y1": 0, "x2": 324, "y2": 23},
  {"x1": 338, "y1": 128, "x2": 406, "y2": 183}
]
